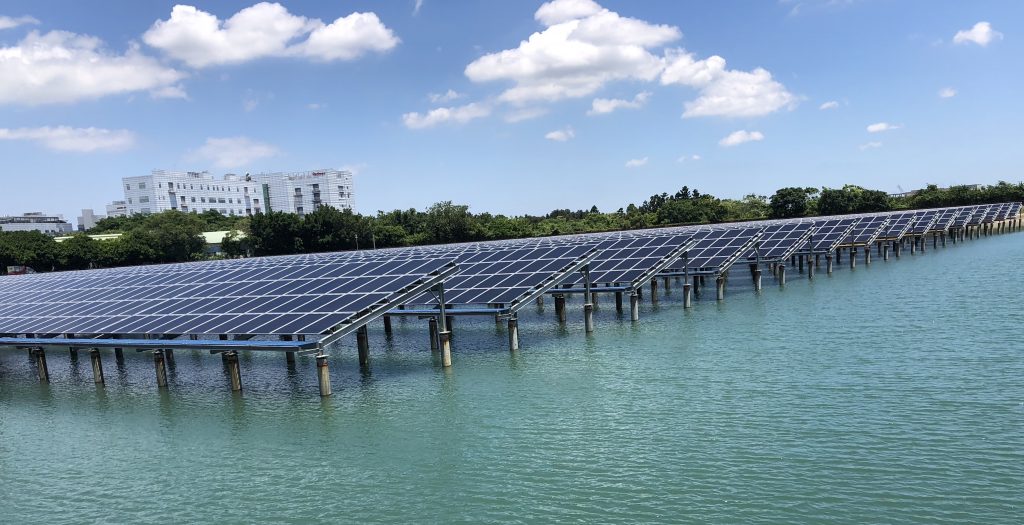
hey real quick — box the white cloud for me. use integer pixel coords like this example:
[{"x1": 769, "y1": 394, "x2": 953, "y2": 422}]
[
  {"x1": 587, "y1": 91, "x2": 650, "y2": 115},
  {"x1": 0, "y1": 30, "x2": 186, "y2": 105},
  {"x1": 953, "y1": 22, "x2": 1002, "y2": 47},
  {"x1": 676, "y1": 154, "x2": 700, "y2": 162},
  {"x1": 243, "y1": 96, "x2": 259, "y2": 112},
  {"x1": 150, "y1": 84, "x2": 189, "y2": 100},
  {"x1": 143, "y1": 3, "x2": 399, "y2": 68},
  {"x1": 414, "y1": 0, "x2": 425, "y2": 15},
  {"x1": 465, "y1": 0, "x2": 680, "y2": 104},
  {"x1": 661, "y1": 50, "x2": 797, "y2": 118},
  {"x1": 190, "y1": 137, "x2": 278, "y2": 168},
  {"x1": 819, "y1": 100, "x2": 839, "y2": 110},
  {"x1": 545, "y1": 126, "x2": 575, "y2": 141},
  {"x1": 866, "y1": 122, "x2": 900, "y2": 133},
  {"x1": 938, "y1": 87, "x2": 957, "y2": 99},
  {"x1": 691, "y1": 154, "x2": 701, "y2": 160},
  {"x1": 505, "y1": 107, "x2": 548, "y2": 122},
  {"x1": 625, "y1": 156, "x2": 648, "y2": 168},
  {"x1": 719, "y1": 130, "x2": 764, "y2": 147},
  {"x1": 402, "y1": 102, "x2": 491, "y2": 129},
  {"x1": 859, "y1": 141, "x2": 882, "y2": 151},
  {"x1": 428, "y1": 89, "x2": 463, "y2": 103},
  {"x1": 0, "y1": 126, "x2": 135, "y2": 152},
  {"x1": 0, "y1": 15, "x2": 39, "y2": 30},
  {"x1": 307, "y1": 102, "x2": 325, "y2": 110}
]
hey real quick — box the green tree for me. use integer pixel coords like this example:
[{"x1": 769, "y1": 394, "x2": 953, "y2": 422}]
[
  {"x1": 425, "y1": 201, "x2": 479, "y2": 243},
  {"x1": 769, "y1": 187, "x2": 818, "y2": 218},
  {"x1": 248, "y1": 211, "x2": 304, "y2": 255}
]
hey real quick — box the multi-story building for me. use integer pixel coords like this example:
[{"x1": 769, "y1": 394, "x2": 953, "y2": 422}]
[
  {"x1": 251, "y1": 169, "x2": 354, "y2": 216},
  {"x1": 120, "y1": 168, "x2": 354, "y2": 217},
  {"x1": 106, "y1": 200, "x2": 129, "y2": 218},
  {"x1": 122, "y1": 170, "x2": 262, "y2": 216},
  {"x1": 77, "y1": 208, "x2": 106, "y2": 231},
  {"x1": 0, "y1": 212, "x2": 73, "y2": 234}
]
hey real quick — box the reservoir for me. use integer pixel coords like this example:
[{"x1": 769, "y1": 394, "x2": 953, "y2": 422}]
[{"x1": 1, "y1": 232, "x2": 1021, "y2": 524}]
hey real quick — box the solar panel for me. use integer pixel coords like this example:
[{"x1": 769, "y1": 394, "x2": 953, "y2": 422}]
[
  {"x1": 842, "y1": 215, "x2": 889, "y2": 246},
  {"x1": 908, "y1": 210, "x2": 938, "y2": 235},
  {"x1": 800, "y1": 218, "x2": 858, "y2": 253},
  {"x1": 404, "y1": 242, "x2": 600, "y2": 307},
  {"x1": 877, "y1": 213, "x2": 915, "y2": 240},
  {"x1": 968, "y1": 204, "x2": 995, "y2": 225},
  {"x1": 679, "y1": 227, "x2": 763, "y2": 272},
  {"x1": 746, "y1": 222, "x2": 814, "y2": 262},
  {"x1": 931, "y1": 208, "x2": 961, "y2": 231},
  {"x1": 0, "y1": 256, "x2": 456, "y2": 337},
  {"x1": 560, "y1": 234, "x2": 696, "y2": 286},
  {"x1": 950, "y1": 206, "x2": 981, "y2": 228},
  {"x1": 1007, "y1": 202, "x2": 1022, "y2": 219}
]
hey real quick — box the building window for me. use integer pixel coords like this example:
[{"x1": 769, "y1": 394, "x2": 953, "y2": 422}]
[
  {"x1": 139, "y1": 182, "x2": 147, "y2": 189},
  {"x1": 218, "y1": 198, "x2": 226, "y2": 203},
  {"x1": 139, "y1": 196, "x2": 150, "y2": 203},
  {"x1": 127, "y1": 198, "x2": 133, "y2": 204},
  {"x1": 126, "y1": 184, "x2": 131, "y2": 190},
  {"x1": 228, "y1": 198, "x2": 233, "y2": 204},
  {"x1": 191, "y1": 197, "x2": 196, "y2": 202},
  {"x1": 201, "y1": 197, "x2": 206, "y2": 203}
]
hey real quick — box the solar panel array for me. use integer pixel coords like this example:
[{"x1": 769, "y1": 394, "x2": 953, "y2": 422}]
[
  {"x1": 878, "y1": 213, "x2": 915, "y2": 240},
  {"x1": 0, "y1": 257, "x2": 456, "y2": 336},
  {"x1": 681, "y1": 227, "x2": 763, "y2": 271},
  {"x1": 842, "y1": 215, "x2": 889, "y2": 246},
  {"x1": 746, "y1": 223, "x2": 814, "y2": 261},
  {"x1": 802, "y1": 218, "x2": 858, "y2": 253},
  {"x1": 908, "y1": 210, "x2": 939, "y2": 235},
  {"x1": 931, "y1": 208, "x2": 961, "y2": 231},
  {"x1": 561, "y1": 234, "x2": 695, "y2": 286}
]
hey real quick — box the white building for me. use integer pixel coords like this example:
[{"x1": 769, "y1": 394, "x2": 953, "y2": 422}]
[
  {"x1": 106, "y1": 200, "x2": 129, "y2": 218},
  {"x1": 122, "y1": 170, "x2": 262, "y2": 216},
  {"x1": 77, "y1": 208, "x2": 106, "y2": 231},
  {"x1": 0, "y1": 212, "x2": 73, "y2": 234},
  {"x1": 251, "y1": 169, "x2": 354, "y2": 216},
  {"x1": 120, "y1": 168, "x2": 354, "y2": 217}
]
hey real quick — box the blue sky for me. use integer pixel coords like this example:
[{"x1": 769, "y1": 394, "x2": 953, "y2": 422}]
[{"x1": 0, "y1": 0, "x2": 1021, "y2": 220}]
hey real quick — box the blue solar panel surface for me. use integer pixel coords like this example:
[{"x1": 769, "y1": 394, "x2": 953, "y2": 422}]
[
  {"x1": 746, "y1": 223, "x2": 813, "y2": 261},
  {"x1": 683, "y1": 227, "x2": 762, "y2": 271},
  {"x1": 843, "y1": 215, "x2": 889, "y2": 245}
]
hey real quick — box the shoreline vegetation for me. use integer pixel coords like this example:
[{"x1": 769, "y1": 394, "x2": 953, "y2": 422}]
[{"x1": 2, "y1": 182, "x2": 1022, "y2": 275}]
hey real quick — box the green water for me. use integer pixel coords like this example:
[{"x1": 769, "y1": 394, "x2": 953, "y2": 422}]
[{"x1": 2, "y1": 234, "x2": 1022, "y2": 524}]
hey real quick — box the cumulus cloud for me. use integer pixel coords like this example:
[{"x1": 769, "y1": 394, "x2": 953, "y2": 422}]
[
  {"x1": 414, "y1": 0, "x2": 425, "y2": 15},
  {"x1": 819, "y1": 100, "x2": 839, "y2": 110},
  {"x1": 719, "y1": 130, "x2": 764, "y2": 147},
  {"x1": 0, "y1": 15, "x2": 39, "y2": 30},
  {"x1": 866, "y1": 122, "x2": 900, "y2": 133},
  {"x1": 0, "y1": 126, "x2": 135, "y2": 152},
  {"x1": 143, "y1": 3, "x2": 399, "y2": 68},
  {"x1": 505, "y1": 107, "x2": 548, "y2": 122},
  {"x1": 428, "y1": 89, "x2": 462, "y2": 103},
  {"x1": 676, "y1": 154, "x2": 700, "y2": 162},
  {"x1": 660, "y1": 50, "x2": 797, "y2": 118},
  {"x1": 151, "y1": 85, "x2": 189, "y2": 100},
  {"x1": 0, "y1": 30, "x2": 186, "y2": 105},
  {"x1": 938, "y1": 87, "x2": 957, "y2": 99},
  {"x1": 465, "y1": 0, "x2": 680, "y2": 104},
  {"x1": 545, "y1": 126, "x2": 575, "y2": 141},
  {"x1": 190, "y1": 136, "x2": 278, "y2": 168},
  {"x1": 402, "y1": 102, "x2": 490, "y2": 129},
  {"x1": 953, "y1": 22, "x2": 1002, "y2": 47},
  {"x1": 859, "y1": 141, "x2": 882, "y2": 151},
  {"x1": 587, "y1": 91, "x2": 650, "y2": 115},
  {"x1": 624, "y1": 157, "x2": 648, "y2": 168}
]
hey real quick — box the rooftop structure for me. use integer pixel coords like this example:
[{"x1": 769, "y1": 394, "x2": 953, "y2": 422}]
[{"x1": 0, "y1": 212, "x2": 73, "y2": 235}]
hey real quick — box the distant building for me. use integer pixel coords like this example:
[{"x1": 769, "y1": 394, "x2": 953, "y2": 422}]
[
  {"x1": 0, "y1": 212, "x2": 73, "y2": 234},
  {"x1": 251, "y1": 169, "x2": 354, "y2": 216},
  {"x1": 77, "y1": 208, "x2": 106, "y2": 231},
  {"x1": 54, "y1": 230, "x2": 245, "y2": 256},
  {"x1": 122, "y1": 170, "x2": 262, "y2": 216},
  {"x1": 106, "y1": 200, "x2": 129, "y2": 218},
  {"x1": 120, "y1": 168, "x2": 354, "y2": 217}
]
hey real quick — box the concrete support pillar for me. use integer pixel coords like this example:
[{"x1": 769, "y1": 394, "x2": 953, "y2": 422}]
[
  {"x1": 554, "y1": 295, "x2": 567, "y2": 323},
  {"x1": 629, "y1": 292, "x2": 640, "y2": 322},
  {"x1": 877, "y1": 242, "x2": 883, "y2": 256},
  {"x1": 683, "y1": 283, "x2": 693, "y2": 307},
  {"x1": 779, "y1": 265, "x2": 787, "y2": 286},
  {"x1": 753, "y1": 269, "x2": 762, "y2": 291},
  {"x1": 584, "y1": 303, "x2": 595, "y2": 333},
  {"x1": 69, "y1": 348, "x2": 78, "y2": 360},
  {"x1": 883, "y1": 244, "x2": 889, "y2": 261},
  {"x1": 920, "y1": 236, "x2": 926, "y2": 253},
  {"x1": 590, "y1": 291, "x2": 599, "y2": 306},
  {"x1": 439, "y1": 331, "x2": 452, "y2": 368},
  {"x1": 383, "y1": 315, "x2": 392, "y2": 336},
  {"x1": 650, "y1": 278, "x2": 658, "y2": 303},
  {"x1": 428, "y1": 317, "x2": 439, "y2": 351},
  {"x1": 663, "y1": 276, "x2": 671, "y2": 294},
  {"x1": 356, "y1": 325, "x2": 370, "y2": 367},
  {"x1": 865, "y1": 247, "x2": 871, "y2": 265},
  {"x1": 716, "y1": 276, "x2": 725, "y2": 301},
  {"x1": 815, "y1": 254, "x2": 821, "y2": 267},
  {"x1": 895, "y1": 241, "x2": 901, "y2": 258},
  {"x1": 826, "y1": 255, "x2": 834, "y2": 275},
  {"x1": 508, "y1": 317, "x2": 519, "y2": 351},
  {"x1": 225, "y1": 351, "x2": 242, "y2": 392},
  {"x1": 910, "y1": 239, "x2": 916, "y2": 255},
  {"x1": 692, "y1": 275, "x2": 700, "y2": 295},
  {"x1": 154, "y1": 350, "x2": 168, "y2": 389},
  {"x1": 798, "y1": 255, "x2": 804, "y2": 274},
  {"x1": 90, "y1": 349, "x2": 104, "y2": 385},
  {"x1": 614, "y1": 291, "x2": 623, "y2": 312},
  {"x1": 445, "y1": 316, "x2": 454, "y2": 332},
  {"x1": 849, "y1": 248, "x2": 857, "y2": 268},
  {"x1": 114, "y1": 347, "x2": 124, "y2": 363},
  {"x1": 836, "y1": 249, "x2": 842, "y2": 264},
  {"x1": 536, "y1": 295, "x2": 544, "y2": 307},
  {"x1": 933, "y1": 234, "x2": 938, "y2": 249},
  {"x1": 316, "y1": 354, "x2": 331, "y2": 397},
  {"x1": 941, "y1": 232, "x2": 947, "y2": 247},
  {"x1": 33, "y1": 348, "x2": 49, "y2": 383},
  {"x1": 807, "y1": 259, "x2": 815, "y2": 278}
]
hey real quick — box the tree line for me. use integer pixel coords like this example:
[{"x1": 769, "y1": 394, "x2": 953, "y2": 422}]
[{"x1": 2, "y1": 181, "x2": 1021, "y2": 274}]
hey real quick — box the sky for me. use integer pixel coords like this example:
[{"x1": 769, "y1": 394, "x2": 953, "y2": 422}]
[{"x1": 0, "y1": 0, "x2": 1021, "y2": 220}]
